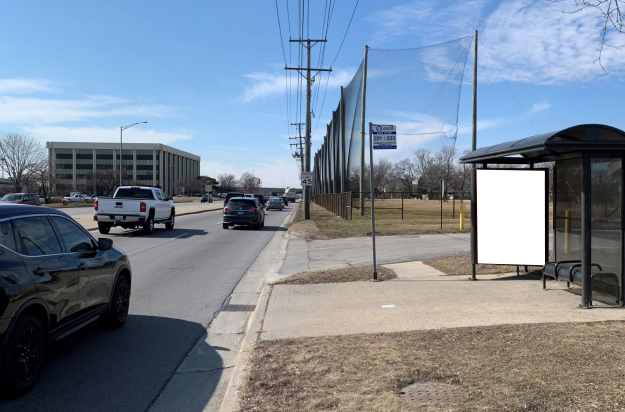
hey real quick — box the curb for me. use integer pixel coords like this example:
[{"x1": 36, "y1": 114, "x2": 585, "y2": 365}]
[{"x1": 219, "y1": 284, "x2": 272, "y2": 412}]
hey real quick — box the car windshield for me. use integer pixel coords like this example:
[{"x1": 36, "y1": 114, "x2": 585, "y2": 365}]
[
  {"x1": 2, "y1": 194, "x2": 22, "y2": 201},
  {"x1": 115, "y1": 188, "x2": 154, "y2": 199},
  {"x1": 227, "y1": 199, "x2": 256, "y2": 208}
]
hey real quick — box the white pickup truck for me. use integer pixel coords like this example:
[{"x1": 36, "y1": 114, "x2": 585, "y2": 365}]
[{"x1": 94, "y1": 186, "x2": 175, "y2": 235}]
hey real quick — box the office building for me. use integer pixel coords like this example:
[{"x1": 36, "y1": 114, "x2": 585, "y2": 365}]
[{"x1": 46, "y1": 142, "x2": 201, "y2": 196}]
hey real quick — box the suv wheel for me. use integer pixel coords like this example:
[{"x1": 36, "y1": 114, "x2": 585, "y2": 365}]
[
  {"x1": 223, "y1": 223, "x2": 229, "y2": 229},
  {"x1": 0, "y1": 314, "x2": 45, "y2": 397},
  {"x1": 142, "y1": 214, "x2": 154, "y2": 235},
  {"x1": 101, "y1": 275, "x2": 130, "y2": 328},
  {"x1": 165, "y1": 212, "x2": 175, "y2": 230},
  {"x1": 98, "y1": 223, "x2": 111, "y2": 234}
]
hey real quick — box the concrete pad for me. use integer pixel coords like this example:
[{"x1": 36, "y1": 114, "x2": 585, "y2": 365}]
[
  {"x1": 261, "y1": 261, "x2": 625, "y2": 340},
  {"x1": 209, "y1": 310, "x2": 252, "y2": 335},
  {"x1": 278, "y1": 233, "x2": 470, "y2": 277}
]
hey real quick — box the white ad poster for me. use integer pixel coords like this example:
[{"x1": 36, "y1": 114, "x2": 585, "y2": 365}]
[{"x1": 476, "y1": 169, "x2": 547, "y2": 266}]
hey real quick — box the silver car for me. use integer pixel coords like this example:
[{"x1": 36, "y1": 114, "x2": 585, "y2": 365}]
[{"x1": 266, "y1": 197, "x2": 284, "y2": 211}]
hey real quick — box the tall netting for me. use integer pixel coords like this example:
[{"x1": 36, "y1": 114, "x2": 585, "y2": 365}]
[{"x1": 313, "y1": 35, "x2": 474, "y2": 195}]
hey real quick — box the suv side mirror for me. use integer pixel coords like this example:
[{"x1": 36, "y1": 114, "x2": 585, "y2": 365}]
[{"x1": 99, "y1": 238, "x2": 113, "y2": 251}]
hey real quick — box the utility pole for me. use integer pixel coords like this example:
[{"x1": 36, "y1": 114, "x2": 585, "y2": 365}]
[
  {"x1": 286, "y1": 39, "x2": 331, "y2": 219},
  {"x1": 360, "y1": 45, "x2": 369, "y2": 216},
  {"x1": 290, "y1": 122, "x2": 305, "y2": 176}
]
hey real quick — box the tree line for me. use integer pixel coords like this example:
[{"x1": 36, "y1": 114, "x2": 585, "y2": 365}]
[
  {"x1": 349, "y1": 146, "x2": 472, "y2": 199},
  {"x1": 217, "y1": 171, "x2": 261, "y2": 193}
]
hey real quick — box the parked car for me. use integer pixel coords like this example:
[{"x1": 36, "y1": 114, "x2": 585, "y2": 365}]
[
  {"x1": 266, "y1": 197, "x2": 284, "y2": 211},
  {"x1": 63, "y1": 194, "x2": 91, "y2": 203},
  {"x1": 223, "y1": 197, "x2": 265, "y2": 230},
  {"x1": 0, "y1": 193, "x2": 41, "y2": 206},
  {"x1": 201, "y1": 194, "x2": 211, "y2": 203},
  {"x1": 0, "y1": 204, "x2": 132, "y2": 396},
  {"x1": 94, "y1": 186, "x2": 175, "y2": 235},
  {"x1": 223, "y1": 192, "x2": 245, "y2": 206}
]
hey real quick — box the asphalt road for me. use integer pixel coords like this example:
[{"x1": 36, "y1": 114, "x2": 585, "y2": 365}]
[
  {"x1": 0, "y1": 204, "x2": 293, "y2": 412},
  {"x1": 52, "y1": 201, "x2": 201, "y2": 216}
]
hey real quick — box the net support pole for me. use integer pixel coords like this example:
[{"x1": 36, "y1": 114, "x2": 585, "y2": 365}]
[
  {"x1": 340, "y1": 86, "x2": 346, "y2": 194},
  {"x1": 470, "y1": 30, "x2": 478, "y2": 281},
  {"x1": 359, "y1": 45, "x2": 368, "y2": 216}
]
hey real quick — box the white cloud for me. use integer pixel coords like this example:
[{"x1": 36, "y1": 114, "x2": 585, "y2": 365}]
[
  {"x1": 23, "y1": 125, "x2": 192, "y2": 145},
  {"x1": 0, "y1": 95, "x2": 174, "y2": 125},
  {"x1": 240, "y1": 69, "x2": 356, "y2": 103},
  {"x1": 0, "y1": 78, "x2": 56, "y2": 94},
  {"x1": 529, "y1": 101, "x2": 551, "y2": 113},
  {"x1": 479, "y1": 0, "x2": 625, "y2": 83},
  {"x1": 368, "y1": 0, "x2": 625, "y2": 84}
]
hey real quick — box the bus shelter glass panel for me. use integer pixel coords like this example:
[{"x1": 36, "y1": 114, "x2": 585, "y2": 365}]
[
  {"x1": 590, "y1": 158, "x2": 622, "y2": 297},
  {"x1": 554, "y1": 158, "x2": 582, "y2": 261}
]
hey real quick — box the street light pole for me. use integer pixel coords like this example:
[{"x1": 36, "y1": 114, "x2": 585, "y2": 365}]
[{"x1": 119, "y1": 122, "x2": 147, "y2": 187}]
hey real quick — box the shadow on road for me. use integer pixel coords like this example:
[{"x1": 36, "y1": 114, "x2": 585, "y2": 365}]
[
  {"x1": 104, "y1": 227, "x2": 208, "y2": 239},
  {"x1": 0, "y1": 315, "x2": 221, "y2": 412}
]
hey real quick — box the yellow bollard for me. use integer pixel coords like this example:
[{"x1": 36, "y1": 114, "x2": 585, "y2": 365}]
[
  {"x1": 564, "y1": 209, "x2": 570, "y2": 253},
  {"x1": 459, "y1": 204, "x2": 465, "y2": 230}
]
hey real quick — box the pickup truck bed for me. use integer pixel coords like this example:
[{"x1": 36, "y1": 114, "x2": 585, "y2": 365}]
[{"x1": 94, "y1": 186, "x2": 175, "y2": 235}]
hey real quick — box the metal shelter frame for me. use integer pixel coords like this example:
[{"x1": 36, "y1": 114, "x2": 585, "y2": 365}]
[{"x1": 460, "y1": 124, "x2": 625, "y2": 308}]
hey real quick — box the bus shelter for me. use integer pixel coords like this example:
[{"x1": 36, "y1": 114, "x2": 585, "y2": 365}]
[{"x1": 460, "y1": 124, "x2": 625, "y2": 308}]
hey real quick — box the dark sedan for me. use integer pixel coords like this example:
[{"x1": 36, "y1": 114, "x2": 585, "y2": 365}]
[
  {"x1": 222, "y1": 197, "x2": 265, "y2": 230},
  {"x1": 0, "y1": 204, "x2": 132, "y2": 397}
]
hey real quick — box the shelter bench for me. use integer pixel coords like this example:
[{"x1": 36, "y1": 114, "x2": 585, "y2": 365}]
[{"x1": 542, "y1": 260, "x2": 620, "y2": 303}]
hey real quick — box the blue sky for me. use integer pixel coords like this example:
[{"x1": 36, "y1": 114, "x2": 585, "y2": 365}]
[{"x1": 1, "y1": 0, "x2": 624, "y2": 187}]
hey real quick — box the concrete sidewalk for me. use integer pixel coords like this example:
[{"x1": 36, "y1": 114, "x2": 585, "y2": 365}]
[
  {"x1": 70, "y1": 202, "x2": 223, "y2": 231},
  {"x1": 277, "y1": 232, "x2": 470, "y2": 278},
  {"x1": 261, "y1": 261, "x2": 625, "y2": 341}
]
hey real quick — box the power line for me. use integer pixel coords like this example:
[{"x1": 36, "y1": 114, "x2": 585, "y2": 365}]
[{"x1": 330, "y1": 0, "x2": 359, "y2": 67}]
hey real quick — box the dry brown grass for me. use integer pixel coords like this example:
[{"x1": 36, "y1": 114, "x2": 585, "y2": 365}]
[
  {"x1": 237, "y1": 321, "x2": 625, "y2": 412},
  {"x1": 274, "y1": 265, "x2": 396, "y2": 285},
  {"x1": 302, "y1": 198, "x2": 471, "y2": 239},
  {"x1": 422, "y1": 254, "x2": 541, "y2": 276}
]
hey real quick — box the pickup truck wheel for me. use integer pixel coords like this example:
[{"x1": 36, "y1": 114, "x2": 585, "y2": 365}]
[
  {"x1": 142, "y1": 215, "x2": 154, "y2": 235},
  {"x1": 165, "y1": 212, "x2": 175, "y2": 230},
  {"x1": 98, "y1": 223, "x2": 111, "y2": 234}
]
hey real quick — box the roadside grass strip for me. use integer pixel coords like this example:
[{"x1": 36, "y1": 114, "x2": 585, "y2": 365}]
[
  {"x1": 237, "y1": 321, "x2": 625, "y2": 412},
  {"x1": 274, "y1": 265, "x2": 397, "y2": 285},
  {"x1": 421, "y1": 254, "x2": 541, "y2": 277}
]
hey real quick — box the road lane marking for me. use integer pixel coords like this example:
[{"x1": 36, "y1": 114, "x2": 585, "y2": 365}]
[{"x1": 171, "y1": 233, "x2": 188, "y2": 240}]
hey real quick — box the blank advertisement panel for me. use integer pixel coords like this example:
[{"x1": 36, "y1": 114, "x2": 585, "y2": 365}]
[{"x1": 476, "y1": 169, "x2": 547, "y2": 266}]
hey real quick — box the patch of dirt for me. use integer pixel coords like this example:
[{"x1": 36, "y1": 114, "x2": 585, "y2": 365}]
[
  {"x1": 422, "y1": 254, "x2": 541, "y2": 276},
  {"x1": 274, "y1": 265, "x2": 397, "y2": 285},
  {"x1": 288, "y1": 219, "x2": 322, "y2": 239},
  {"x1": 236, "y1": 321, "x2": 625, "y2": 412}
]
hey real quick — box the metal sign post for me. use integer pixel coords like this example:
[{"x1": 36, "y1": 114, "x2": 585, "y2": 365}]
[{"x1": 369, "y1": 123, "x2": 397, "y2": 280}]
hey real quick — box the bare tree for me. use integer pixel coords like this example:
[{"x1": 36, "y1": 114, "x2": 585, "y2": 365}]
[
  {"x1": 436, "y1": 146, "x2": 457, "y2": 200},
  {"x1": 413, "y1": 149, "x2": 441, "y2": 195},
  {"x1": 554, "y1": 0, "x2": 624, "y2": 69},
  {"x1": 218, "y1": 173, "x2": 237, "y2": 191},
  {"x1": 32, "y1": 160, "x2": 53, "y2": 202},
  {"x1": 373, "y1": 158, "x2": 394, "y2": 194},
  {"x1": 392, "y1": 158, "x2": 419, "y2": 195},
  {"x1": 238, "y1": 171, "x2": 259, "y2": 193},
  {"x1": 0, "y1": 132, "x2": 47, "y2": 192}
]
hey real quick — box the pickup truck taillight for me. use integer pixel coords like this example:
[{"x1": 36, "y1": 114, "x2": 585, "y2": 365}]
[
  {"x1": 224, "y1": 207, "x2": 233, "y2": 212},
  {"x1": 140, "y1": 202, "x2": 146, "y2": 213},
  {"x1": 249, "y1": 208, "x2": 258, "y2": 213},
  {"x1": 94, "y1": 200, "x2": 98, "y2": 211}
]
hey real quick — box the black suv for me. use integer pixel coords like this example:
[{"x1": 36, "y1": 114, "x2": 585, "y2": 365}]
[
  {"x1": 223, "y1": 197, "x2": 265, "y2": 229},
  {"x1": 0, "y1": 204, "x2": 132, "y2": 397}
]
